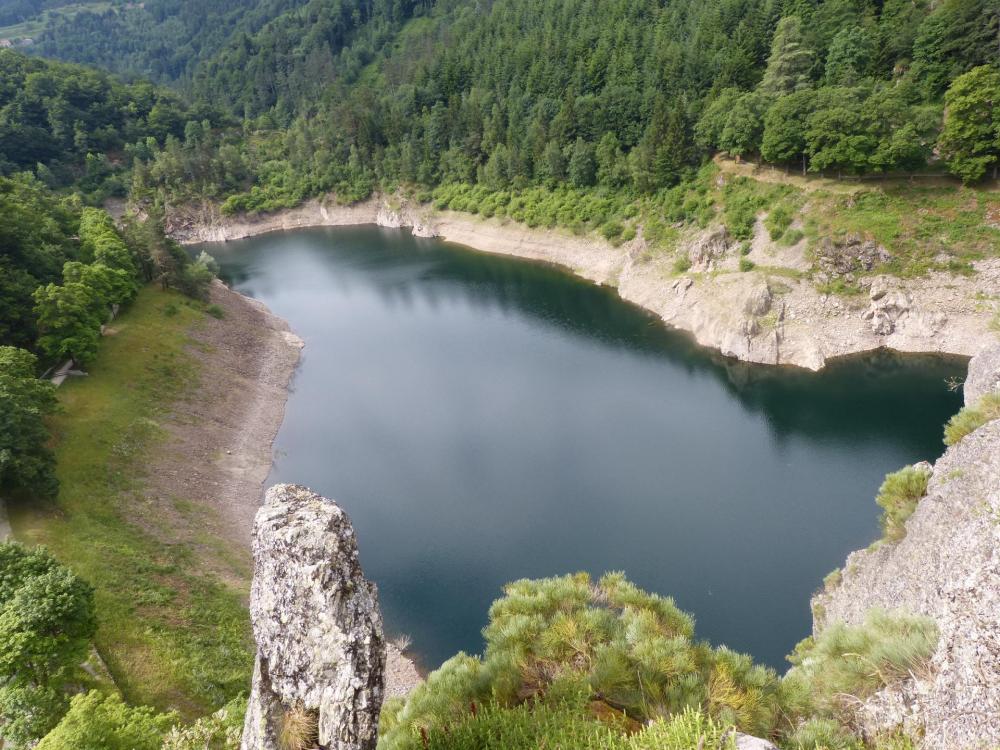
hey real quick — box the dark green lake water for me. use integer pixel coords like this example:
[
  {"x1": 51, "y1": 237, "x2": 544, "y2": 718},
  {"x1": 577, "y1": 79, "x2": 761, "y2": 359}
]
[{"x1": 201, "y1": 225, "x2": 964, "y2": 671}]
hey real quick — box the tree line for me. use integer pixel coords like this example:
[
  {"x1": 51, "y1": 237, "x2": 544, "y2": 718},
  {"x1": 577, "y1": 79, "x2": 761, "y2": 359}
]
[{"x1": 0, "y1": 175, "x2": 217, "y2": 502}]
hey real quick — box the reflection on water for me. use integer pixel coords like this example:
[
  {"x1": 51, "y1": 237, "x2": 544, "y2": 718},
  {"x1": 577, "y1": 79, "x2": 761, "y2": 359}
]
[{"x1": 201, "y1": 225, "x2": 965, "y2": 670}]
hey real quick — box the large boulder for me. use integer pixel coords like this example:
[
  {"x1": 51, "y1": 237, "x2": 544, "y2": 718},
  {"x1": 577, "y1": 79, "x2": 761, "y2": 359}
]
[{"x1": 242, "y1": 484, "x2": 386, "y2": 750}]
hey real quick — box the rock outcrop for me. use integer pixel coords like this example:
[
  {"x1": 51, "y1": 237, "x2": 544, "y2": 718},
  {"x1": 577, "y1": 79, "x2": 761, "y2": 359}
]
[
  {"x1": 811, "y1": 345, "x2": 1000, "y2": 748},
  {"x1": 816, "y1": 233, "x2": 892, "y2": 275},
  {"x1": 242, "y1": 484, "x2": 386, "y2": 750}
]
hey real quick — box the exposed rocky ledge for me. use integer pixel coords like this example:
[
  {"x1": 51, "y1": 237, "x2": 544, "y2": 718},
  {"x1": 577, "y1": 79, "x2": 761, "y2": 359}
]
[
  {"x1": 811, "y1": 345, "x2": 1000, "y2": 748},
  {"x1": 243, "y1": 484, "x2": 385, "y2": 750},
  {"x1": 165, "y1": 196, "x2": 998, "y2": 371}
]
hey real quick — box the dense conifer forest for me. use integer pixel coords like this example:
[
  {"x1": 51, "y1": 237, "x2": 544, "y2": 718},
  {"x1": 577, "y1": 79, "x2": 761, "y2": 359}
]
[{"x1": 4, "y1": 0, "x2": 998, "y2": 215}]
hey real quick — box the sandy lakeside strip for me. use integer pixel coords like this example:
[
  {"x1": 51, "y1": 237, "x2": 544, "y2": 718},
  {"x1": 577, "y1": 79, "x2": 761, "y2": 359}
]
[
  {"x1": 141, "y1": 280, "x2": 423, "y2": 696},
  {"x1": 168, "y1": 197, "x2": 999, "y2": 371}
]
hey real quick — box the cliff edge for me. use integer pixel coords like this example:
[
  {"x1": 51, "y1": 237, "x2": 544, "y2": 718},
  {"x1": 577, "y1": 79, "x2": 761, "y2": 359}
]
[{"x1": 811, "y1": 345, "x2": 1000, "y2": 748}]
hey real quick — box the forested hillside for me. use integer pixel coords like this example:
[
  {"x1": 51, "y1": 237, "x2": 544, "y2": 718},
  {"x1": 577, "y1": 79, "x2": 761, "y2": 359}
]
[
  {"x1": 0, "y1": 49, "x2": 224, "y2": 200},
  {"x1": 31, "y1": 0, "x2": 311, "y2": 85},
  {"x1": 12, "y1": 0, "x2": 996, "y2": 209}
]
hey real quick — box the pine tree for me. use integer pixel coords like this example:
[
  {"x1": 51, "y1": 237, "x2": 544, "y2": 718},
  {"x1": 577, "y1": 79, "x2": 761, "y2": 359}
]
[{"x1": 759, "y1": 16, "x2": 814, "y2": 99}]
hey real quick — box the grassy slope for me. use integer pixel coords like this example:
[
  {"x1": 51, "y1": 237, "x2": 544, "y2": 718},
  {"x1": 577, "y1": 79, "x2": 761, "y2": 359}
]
[
  {"x1": 426, "y1": 160, "x2": 999, "y2": 285},
  {"x1": 9, "y1": 286, "x2": 253, "y2": 719}
]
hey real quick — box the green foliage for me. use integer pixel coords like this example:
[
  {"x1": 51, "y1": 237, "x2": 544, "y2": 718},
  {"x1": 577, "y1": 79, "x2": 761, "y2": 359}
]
[
  {"x1": 0, "y1": 542, "x2": 97, "y2": 747},
  {"x1": 721, "y1": 177, "x2": 792, "y2": 241},
  {"x1": 759, "y1": 16, "x2": 813, "y2": 99},
  {"x1": 162, "y1": 697, "x2": 246, "y2": 750},
  {"x1": 943, "y1": 393, "x2": 1000, "y2": 445},
  {"x1": 938, "y1": 66, "x2": 1000, "y2": 184},
  {"x1": 174, "y1": 252, "x2": 219, "y2": 302},
  {"x1": 0, "y1": 50, "x2": 195, "y2": 185},
  {"x1": 875, "y1": 465, "x2": 931, "y2": 540},
  {"x1": 739, "y1": 258, "x2": 755, "y2": 272},
  {"x1": 398, "y1": 697, "x2": 737, "y2": 750},
  {"x1": 10, "y1": 0, "x2": 998, "y2": 209},
  {"x1": 787, "y1": 718, "x2": 862, "y2": 750},
  {"x1": 32, "y1": 280, "x2": 105, "y2": 364},
  {"x1": 0, "y1": 543, "x2": 97, "y2": 684},
  {"x1": 379, "y1": 572, "x2": 793, "y2": 750},
  {"x1": 0, "y1": 174, "x2": 78, "y2": 349},
  {"x1": 0, "y1": 346, "x2": 59, "y2": 497},
  {"x1": 36, "y1": 691, "x2": 177, "y2": 750},
  {"x1": 787, "y1": 609, "x2": 938, "y2": 719}
]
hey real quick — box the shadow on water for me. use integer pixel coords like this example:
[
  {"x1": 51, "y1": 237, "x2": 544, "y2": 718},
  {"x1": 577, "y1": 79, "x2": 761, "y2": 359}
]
[{"x1": 202, "y1": 225, "x2": 966, "y2": 671}]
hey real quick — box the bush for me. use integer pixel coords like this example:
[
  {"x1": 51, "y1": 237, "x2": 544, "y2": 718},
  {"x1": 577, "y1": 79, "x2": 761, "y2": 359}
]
[
  {"x1": 673, "y1": 254, "x2": 692, "y2": 273},
  {"x1": 739, "y1": 257, "x2": 755, "y2": 272},
  {"x1": 780, "y1": 228, "x2": 805, "y2": 246},
  {"x1": 173, "y1": 251, "x2": 219, "y2": 302},
  {"x1": 0, "y1": 543, "x2": 97, "y2": 746},
  {"x1": 875, "y1": 465, "x2": 931, "y2": 540},
  {"x1": 206, "y1": 304, "x2": 225, "y2": 319},
  {"x1": 388, "y1": 682, "x2": 738, "y2": 750},
  {"x1": 765, "y1": 204, "x2": 795, "y2": 241},
  {"x1": 943, "y1": 394, "x2": 1000, "y2": 445},
  {"x1": 378, "y1": 572, "x2": 790, "y2": 750},
  {"x1": 601, "y1": 220, "x2": 624, "y2": 242},
  {"x1": 787, "y1": 718, "x2": 862, "y2": 750},
  {"x1": 786, "y1": 610, "x2": 938, "y2": 719},
  {"x1": 36, "y1": 691, "x2": 176, "y2": 750},
  {"x1": 162, "y1": 698, "x2": 245, "y2": 750}
]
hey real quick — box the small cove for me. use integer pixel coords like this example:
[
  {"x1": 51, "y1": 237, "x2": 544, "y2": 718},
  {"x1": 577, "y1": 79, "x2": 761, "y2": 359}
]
[{"x1": 200, "y1": 225, "x2": 965, "y2": 671}]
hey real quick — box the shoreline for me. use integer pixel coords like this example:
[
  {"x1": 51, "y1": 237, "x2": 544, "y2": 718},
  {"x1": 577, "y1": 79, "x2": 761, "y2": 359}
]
[
  {"x1": 197, "y1": 281, "x2": 424, "y2": 696},
  {"x1": 167, "y1": 195, "x2": 999, "y2": 371}
]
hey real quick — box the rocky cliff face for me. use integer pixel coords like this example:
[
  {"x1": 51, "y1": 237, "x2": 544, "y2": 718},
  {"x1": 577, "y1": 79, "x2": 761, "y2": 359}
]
[
  {"x1": 811, "y1": 345, "x2": 1000, "y2": 748},
  {"x1": 242, "y1": 484, "x2": 386, "y2": 750}
]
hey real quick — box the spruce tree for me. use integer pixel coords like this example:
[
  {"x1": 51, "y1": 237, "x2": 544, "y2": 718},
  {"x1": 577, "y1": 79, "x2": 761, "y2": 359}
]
[{"x1": 759, "y1": 16, "x2": 814, "y2": 99}]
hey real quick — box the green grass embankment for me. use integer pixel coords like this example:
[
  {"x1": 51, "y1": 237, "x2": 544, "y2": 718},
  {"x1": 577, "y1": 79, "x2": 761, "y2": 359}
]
[{"x1": 10, "y1": 286, "x2": 254, "y2": 719}]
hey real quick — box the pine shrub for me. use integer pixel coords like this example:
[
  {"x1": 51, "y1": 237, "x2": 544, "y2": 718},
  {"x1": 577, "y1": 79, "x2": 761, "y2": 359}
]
[{"x1": 378, "y1": 573, "x2": 790, "y2": 749}]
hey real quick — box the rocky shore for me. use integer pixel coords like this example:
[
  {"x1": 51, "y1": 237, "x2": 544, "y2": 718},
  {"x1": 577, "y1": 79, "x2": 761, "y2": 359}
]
[{"x1": 166, "y1": 195, "x2": 999, "y2": 371}]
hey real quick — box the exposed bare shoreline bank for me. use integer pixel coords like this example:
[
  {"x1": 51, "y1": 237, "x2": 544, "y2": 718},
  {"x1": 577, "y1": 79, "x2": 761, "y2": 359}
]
[
  {"x1": 168, "y1": 195, "x2": 999, "y2": 371},
  {"x1": 163, "y1": 281, "x2": 422, "y2": 696}
]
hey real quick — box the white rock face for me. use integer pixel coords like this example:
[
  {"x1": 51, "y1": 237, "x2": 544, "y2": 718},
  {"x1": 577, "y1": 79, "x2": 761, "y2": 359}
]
[
  {"x1": 965, "y1": 345, "x2": 1000, "y2": 406},
  {"x1": 242, "y1": 484, "x2": 385, "y2": 750},
  {"x1": 811, "y1": 346, "x2": 1000, "y2": 749}
]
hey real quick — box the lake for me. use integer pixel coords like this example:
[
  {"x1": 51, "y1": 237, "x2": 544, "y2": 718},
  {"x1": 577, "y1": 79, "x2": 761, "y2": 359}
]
[{"x1": 200, "y1": 225, "x2": 964, "y2": 671}]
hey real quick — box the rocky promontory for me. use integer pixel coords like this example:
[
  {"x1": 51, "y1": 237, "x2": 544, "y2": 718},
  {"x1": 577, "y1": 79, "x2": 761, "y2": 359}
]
[{"x1": 242, "y1": 484, "x2": 386, "y2": 750}]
